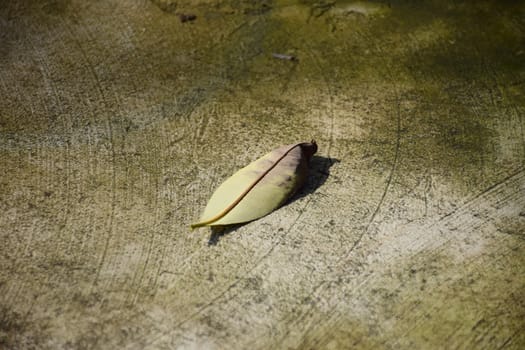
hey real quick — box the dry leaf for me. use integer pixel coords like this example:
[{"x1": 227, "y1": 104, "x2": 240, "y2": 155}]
[{"x1": 191, "y1": 141, "x2": 318, "y2": 228}]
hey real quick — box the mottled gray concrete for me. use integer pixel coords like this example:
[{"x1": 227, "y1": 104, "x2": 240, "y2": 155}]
[{"x1": 1, "y1": 0, "x2": 524, "y2": 349}]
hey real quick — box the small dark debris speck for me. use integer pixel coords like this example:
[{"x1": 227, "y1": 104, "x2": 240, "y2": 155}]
[{"x1": 179, "y1": 14, "x2": 196, "y2": 23}]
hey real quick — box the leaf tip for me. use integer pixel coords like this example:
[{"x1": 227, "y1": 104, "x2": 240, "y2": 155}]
[
  {"x1": 190, "y1": 222, "x2": 204, "y2": 229},
  {"x1": 301, "y1": 140, "x2": 318, "y2": 159}
]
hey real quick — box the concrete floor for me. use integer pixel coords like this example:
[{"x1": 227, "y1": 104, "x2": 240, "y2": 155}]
[{"x1": 1, "y1": 0, "x2": 524, "y2": 348}]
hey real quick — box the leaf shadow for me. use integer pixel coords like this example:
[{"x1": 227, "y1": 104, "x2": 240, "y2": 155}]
[
  {"x1": 208, "y1": 155, "x2": 339, "y2": 246},
  {"x1": 292, "y1": 155, "x2": 340, "y2": 202}
]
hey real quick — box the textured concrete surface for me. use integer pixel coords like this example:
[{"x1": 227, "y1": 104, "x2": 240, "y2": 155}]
[{"x1": 1, "y1": 0, "x2": 524, "y2": 349}]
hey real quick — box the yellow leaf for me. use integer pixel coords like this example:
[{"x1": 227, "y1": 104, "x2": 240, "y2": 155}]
[{"x1": 191, "y1": 141, "x2": 318, "y2": 228}]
